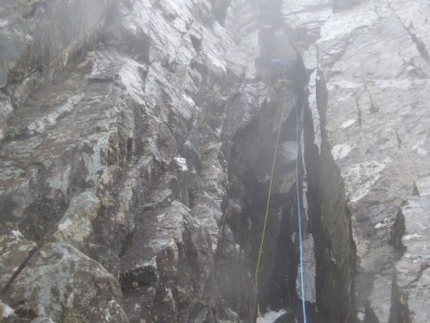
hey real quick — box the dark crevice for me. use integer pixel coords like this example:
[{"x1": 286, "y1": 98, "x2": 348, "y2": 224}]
[
  {"x1": 303, "y1": 65, "x2": 357, "y2": 323},
  {"x1": 406, "y1": 25, "x2": 430, "y2": 64},
  {"x1": 389, "y1": 208, "x2": 406, "y2": 252},
  {"x1": 222, "y1": 71, "x2": 320, "y2": 323},
  {"x1": 190, "y1": 35, "x2": 203, "y2": 51},
  {"x1": 218, "y1": 1, "x2": 356, "y2": 321},
  {"x1": 0, "y1": 245, "x2": 40, "y2": 295},
  {"x1": 391, "y1": 8, "x2": 430, "y2": 65},
  {"x1": 258, "y1": 189, "x2": 299, "y2": 313},
  {"x1": 387, "y1": 273, "x2": 411, "y2": 323}
]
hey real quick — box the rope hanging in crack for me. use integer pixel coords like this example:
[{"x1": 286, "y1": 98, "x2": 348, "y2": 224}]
[
  {"x1": 253, "y1": 89, "x2": 308, "y2": 323},
  {"x1": 254, "y1": 93, "x2": 288, "y2": 318},
  {"x1": 295, "y1": 96, "x2": 308, "y2": 323}
]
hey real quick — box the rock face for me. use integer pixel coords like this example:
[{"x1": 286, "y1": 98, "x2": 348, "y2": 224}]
[
  {"x1": 0, "y1": 0, "x2": 249, "y2": 321},
  {"x1": 284, "y1": 0, "x2": 430, "y2": 322},
  {"x1": 2, "y1": 0, "x2": 427, "y2": 322},
  {"x1": 0, "y1": 0, "x2": 115, "y2": 140},
  {"x1": 3, "y1": 242, "x2": 128, "y2": 323}
]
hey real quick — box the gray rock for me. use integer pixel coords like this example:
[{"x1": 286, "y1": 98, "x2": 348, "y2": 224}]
[
  {"x1": 4, "y1": 242, "x2": 128, "y2": 323},
  {"x1": 0, "y1": 95, "x2": 13, "y2": 141},
  {"x1": 0, "y1": 0, "x2": 115, "y2": 88},
  {"x1": 286, "y1": 0, "x2": 430, "y2": 321},
  {"x1": 5, "y1": 0, "x2": 422, "y2": 322},
  {"x1": 394, "y1": 196, "x2": 430, "y2": 323},
  {"x1": 0, "y1": 232, "x2": 37, "y2": 290},
  {"x1": 53, "y1": 191, "x2": 101, "y2": 248}
]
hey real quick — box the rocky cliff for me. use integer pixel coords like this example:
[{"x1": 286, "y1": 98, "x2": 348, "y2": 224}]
[
  {"x1": 0, "y1": 0, "x2": 427, "y2": 323},
  {"x1": 286, "y1": 0, "x2": 430, "y2": 322}
]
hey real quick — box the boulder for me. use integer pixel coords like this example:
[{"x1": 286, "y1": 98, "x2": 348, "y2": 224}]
[{"x1": 3, "y1": 242, "x2": 128, "y2": 323}]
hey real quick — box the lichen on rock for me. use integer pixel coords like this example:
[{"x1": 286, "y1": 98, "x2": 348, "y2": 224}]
[{"x1": 3, "y1": 243, "x2": 128, "y2": 323}]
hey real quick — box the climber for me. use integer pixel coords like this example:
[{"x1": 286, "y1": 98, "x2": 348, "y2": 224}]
[
  {"x1": 269, "y1": 58, "x2": 306, "y2": 89},
  {"x1": 269, "y1": 58, "x2": 298, "y2": 88},
  {"x1": 270, "y1": 58, "x2": 287, "y2": 83}
]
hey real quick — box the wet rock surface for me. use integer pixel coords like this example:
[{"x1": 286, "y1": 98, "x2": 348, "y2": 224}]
[
  {"x1": 0, "y1": 0, "x2": 115, "y2": 109},
  {"x1": 2, "y1": 0, "x2": 428, "y2": 322},
  {"x1": 1, "y1": 0, "x2": 270, "y2": 322},
  {"x1": 283, "y1": 0, "x2": 430, "y2": 322},
  {"x1": 3, "y1": 242, "x2": 128, "y2": 323}
]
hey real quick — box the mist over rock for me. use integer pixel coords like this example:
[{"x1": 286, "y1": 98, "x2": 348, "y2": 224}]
[{"x1": 0, "y1": 0, "x2": 429, "y2": 323}]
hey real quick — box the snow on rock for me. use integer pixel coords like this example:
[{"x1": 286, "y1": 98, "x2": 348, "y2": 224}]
[
  {"x1": 342, "y1": 161, "x2": 386, "y2": 202},
  {"x1": 0, "y1": 300, "x2": 14, "y2": 318},
  {"x1": 256, "y1": 310, "x2": 287, "y2": 323},
  {"x1": 332, "y1": 143, "x2": 353, "y2": 160}
]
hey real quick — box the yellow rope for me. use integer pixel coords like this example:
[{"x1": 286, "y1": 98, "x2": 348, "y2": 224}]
[{"x1": 254, "y1": 93, "x2": 288, "y2": 317}]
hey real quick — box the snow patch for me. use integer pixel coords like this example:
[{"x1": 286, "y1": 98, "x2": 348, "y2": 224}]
[
  {"x1": 341, "y1": 119, "x2": 356, "y2": 129},
  {"x1": 332, "y1": 143, "x2": 352, "y2": 160},
  {"x1": 173, "y1": 157, "x2": 188, "y2": 171},
  {"x1": 11, "y1": 230, "x2": 24, "y2": 241},
  {"x1": 374, "y1": 218, "x2": 391, "y2": 229},
  {"x1": 0, "y1": 301, "x2": 14, "y2": 318},
  {"x1": 58, "y1": 218, "x2": 73, "y2": 231},
  {"x1": 403, "y1": 234, "x2": 421, "y2": 241},
  {"x1": 417, "y1": 147, "x2": 428, "y2": 156},
  {"x1": 342, "y1": 161, "x2": 386, "y2": 202},
  {"x1": 256, "y1": 310, "x2": 287, "y2": 323}
]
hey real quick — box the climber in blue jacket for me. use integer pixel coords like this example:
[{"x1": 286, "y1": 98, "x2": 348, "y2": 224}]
[
  {"x1": 270, "y1": 58, "x2": 288, "y2": 83},
  {"x1": 269, "y1": 57, "x2": 306, "y2": 90}
]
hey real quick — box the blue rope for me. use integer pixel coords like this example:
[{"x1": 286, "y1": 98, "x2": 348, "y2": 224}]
[{"x1": 295, "y1": 99, "x2": 308, "y2": 323}]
